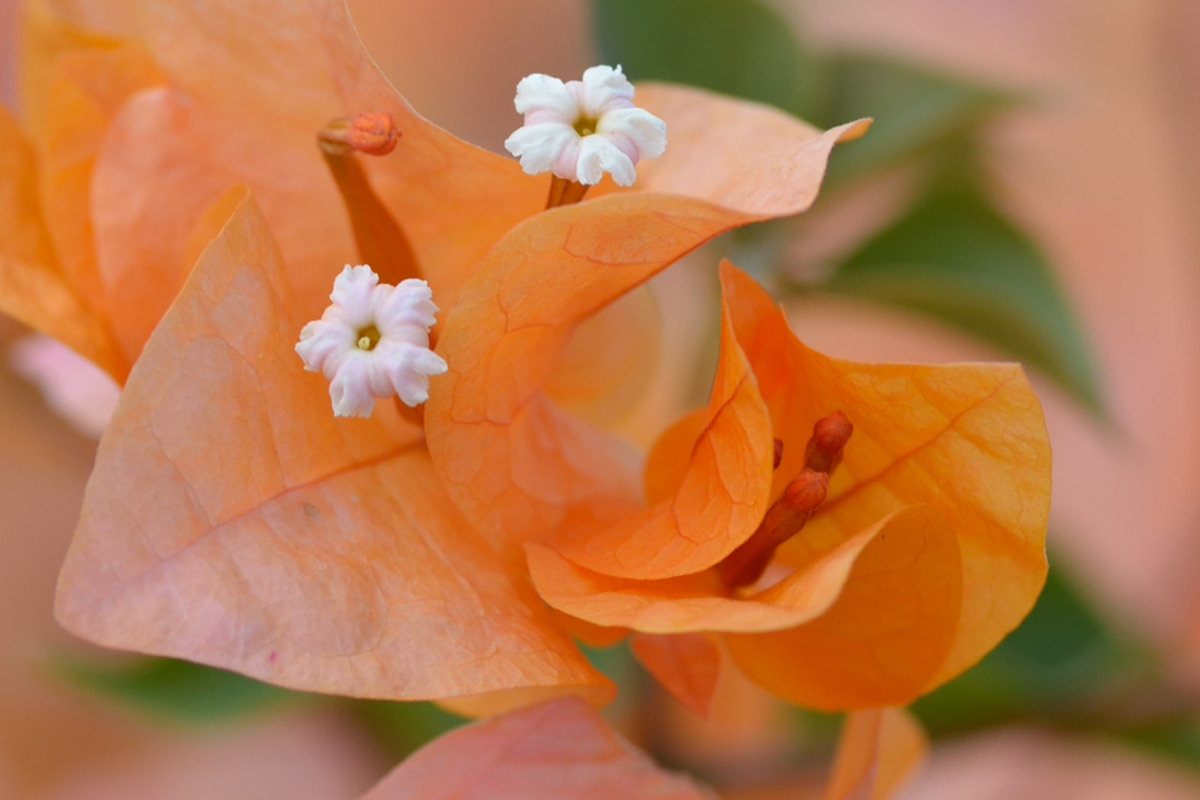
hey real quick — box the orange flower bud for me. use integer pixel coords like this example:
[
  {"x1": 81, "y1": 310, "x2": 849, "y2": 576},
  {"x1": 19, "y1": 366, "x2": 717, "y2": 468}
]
[
  {"x1": 805, "y1": 410, "x2": 853, "y2": 475},
  {"x1": 318, "y1": 112, "x2": 400, "y2": 156}
]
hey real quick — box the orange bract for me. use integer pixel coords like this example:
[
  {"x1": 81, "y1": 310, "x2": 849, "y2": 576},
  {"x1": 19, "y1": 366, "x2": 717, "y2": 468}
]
[
  {"x1": 424, "y1": 121, "x2": 867, "y2": 560},
  {"x1": 358, "y1": 697, "x2": 926, "y2": 800},
  {"x1": 358, "y1": 697, "x2": 715, "y2": 800},
  {"x1": 631, "y1": 633, "x2": 722, "y2": 718},
  {"x1": 35, "y1": 43, "x2": 165, "y2": 377},
  {"x1": 55, "y1": 198, "x2": 611, "y2": 711},
  {"x1": 37, "y1": 0, "x2": 868, "y2": 707},
  {"x1": 823, "y1": 708, "x2": 928, "y2": 800},
  {"x1": 0, "y1": 106, "x2": 124, "y2": 377},
  {"x1": 449, "y1": 260, "x2": 1049, "y2": 709},
  {"x1": 3, "y1": 0, "x2": 548, "y2": 375}
]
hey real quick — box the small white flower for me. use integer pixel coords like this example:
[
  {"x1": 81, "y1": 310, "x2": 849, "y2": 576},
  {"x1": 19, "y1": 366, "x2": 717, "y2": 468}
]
[
  {"x1": 504, "y1": 65, "x2": 667, "y2": 187},
  {"x1": 296, "y1": 265, "x2": 448, "y2": 418}
]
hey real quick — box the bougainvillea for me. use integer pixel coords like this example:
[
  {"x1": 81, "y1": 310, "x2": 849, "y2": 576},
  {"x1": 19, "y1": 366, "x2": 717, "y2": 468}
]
[{"x1": 2, "y1": 0, "x2": 1054, "y2": 796}]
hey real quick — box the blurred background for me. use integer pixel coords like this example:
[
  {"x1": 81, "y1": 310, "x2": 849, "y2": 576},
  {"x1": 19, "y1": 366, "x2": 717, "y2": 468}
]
[{"x1": 1, "y1": 0, "x2": 1198, "y2": 797}]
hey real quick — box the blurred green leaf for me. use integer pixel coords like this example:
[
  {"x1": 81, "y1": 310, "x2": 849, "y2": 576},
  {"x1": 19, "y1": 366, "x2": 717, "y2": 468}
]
[
  {"x1": 818, "y1": 56, "x2": 1016, "y2": 182},
  {"x1": 819, "y1": 181, "x2": 1106, "y2": 414},
  {"x1": 50, "y1": 651, "x2": 471, "y2": 758},
  {"x1": 1121, "y1": 719, "x2": 1200, "y2": 774},
  {"x1": 913, "y1": 562, "x2": 1141, "y2": 736},
  {"x1": 48, "y1": 654, "x2": 296, "y2": 724},
  {"x1": 591, "y1": 0, "x2": 825, "y2": 119},
  {"x1": 583, "y1": 640, "x2": 638, "y2": 687},
  {"x1": 584, "y1": 640, "x2": 648, "y2": 725},
  {"x1": 591, "y1": 0, "x2": 1013, "y2": 184},
  {"x1": 345, "y1": 699, "x2": 464, "y2": 761}
]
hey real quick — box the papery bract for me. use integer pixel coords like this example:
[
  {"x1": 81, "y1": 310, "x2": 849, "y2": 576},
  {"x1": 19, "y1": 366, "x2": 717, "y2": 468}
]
[
  {"x1": 0, "y1": 106, "x2": 125, "y2": 377},
  {"x1": 426, "y1": 114, "x2": 867, "y2": 560},
  {"x1": 630, "y1": 632, "x2": 721, "y2": 718},
  {"x1": 45, "y1": 0, "x2": 866, "y2": 710},
  {"x1": 357, "y1": 697, "x2": 715, "y2": 800},
  {"x1": 357, "y1": 696, "x2": 926, "y2": 800},
  {"x1": 824, "y1": 707, "x2": 928, "y2": 800},
  {"x1": 2, "y1": 0, "x2": 547, "y2": 376},
  {"x1": 433, "y1": 257, "x2": 1050, "y2": 710},
  {"x1": 55, "y1": 198, "x2": 612, "y2": 711}
]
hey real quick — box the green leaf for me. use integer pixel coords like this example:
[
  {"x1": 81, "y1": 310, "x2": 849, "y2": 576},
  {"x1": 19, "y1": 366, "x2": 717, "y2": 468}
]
[
  {"x1": 818, "y1": 56, "x2": 1016, "y2": 183},
  {"x1": 820, "y1": 181, "x2": 1106, "y2": 414},
  {"x1": 47, "y1": 654, "x2": 297, "y2": 724},
  {"x1": 345, "y1": 700, "x2": 465, "y2": 761},
  {"x1": 591, "y1": 1, "x2": 1015, "y2": 185},
  {"x1": 590, "y1": 0, "x2": 825, "y2": 119},
  {"x1": 1121, "y1": 719, "x2": 1200, "y2": 775}
]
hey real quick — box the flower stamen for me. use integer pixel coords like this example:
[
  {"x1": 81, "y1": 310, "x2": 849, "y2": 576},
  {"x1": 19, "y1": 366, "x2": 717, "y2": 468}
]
[
  {"x1": 573, "y1": 117, "x2": 598, "y2": 137},
  {"x1": 717, "y1": 412, "x2": 854, "y2": 590},
  {"x1": 356, "y1": 324, "x2": 381, "y2": 351}
]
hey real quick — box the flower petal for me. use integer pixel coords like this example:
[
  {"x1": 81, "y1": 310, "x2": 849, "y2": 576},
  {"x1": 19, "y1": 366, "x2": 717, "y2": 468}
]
[
  {"x1": 504, "y1": 122, "x2": 580, "y2": 177},
  {"x1": 329, "y1": 352, "x2": 378, "y2": 417},
  {"x1": 33, "y1": 44, "x2": 164, "y2": 327},
  {"x1": 594, "y1": 84, "x2": 871, "y2": 207},
  {"x1": 92, "y1": 86, "x2": 250, "y2": 361},
  {"x1": 630, "y1": 633, "x2": 721, "y2": 718},
  {"x1": 89, "y1": 0, "x2": 546, "y2": 365},
  {"x1": 0, "y1": 106, "x2": 126, "y2": 379},
  {"x1": 600, "y1": 106, "x2": 668, "y2": 159},
  {"x1": 542, "y1": 285, "x2": 662, "y2": 430},
  {"x1": 358, "y1": 697, "x2": 714, "y2": 800},
  {"x1": 576, "y1": 133, "x2": 636, "y2": 186},
  {"x1": 374, "y1": 278, "x2": 439, "y2": 333},
  {"x1": 18, "y1": 0, "x2": 132, "y2": 140},
  {"x1": 295, "y1": 318, "x2": 356, "y2": 378},
  {"x1": 328, "y1": 265, "x2": 379, "y2": 322},
  {"x1": 373, "y1": 339, "x2": 449, "y2": 407},
  {"x1": 718, "y1": 264, "x2": 1051, "y2": 691},
  {"x1": 824, "y1": 708, "x2": 928, "y2": 800},
  {"x1": 578, "y1": 64, "x2": 636, "y2": 116},
  {"x1": 512, "y1": 72, "x2": 577, "y2": 118},
  {"x1": 55, "y1": 197, "x2": 611, "y2": 709},
  {"x1": 725, "y1": 505, "x2": 963, "y2": 709},
  {"x1": 426, "y1": 112, "x2": 865, "y2": 561},
  {"x1": 550, "y1": 273, "x2": 774, "y2": 579},
  {"x1": 526, "y1": 506, "x2": 955, "y2": 638}
]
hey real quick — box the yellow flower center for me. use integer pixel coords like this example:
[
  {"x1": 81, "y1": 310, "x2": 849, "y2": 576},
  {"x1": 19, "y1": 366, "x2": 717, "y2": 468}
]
[
  {"x1": 356, "y1": 323, "x2": 381, "y2": 351},
  {"x1": 573, "y1": 115, "x2": 599, "y2": 137}
]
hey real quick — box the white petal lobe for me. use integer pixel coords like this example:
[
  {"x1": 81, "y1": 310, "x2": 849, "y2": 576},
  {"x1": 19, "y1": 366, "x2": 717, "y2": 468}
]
[{"x1": 513, "y1": 73, "x2": 576, "y2": 118}]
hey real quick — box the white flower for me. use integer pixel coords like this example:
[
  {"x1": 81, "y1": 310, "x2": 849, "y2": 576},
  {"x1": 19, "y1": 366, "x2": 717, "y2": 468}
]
[
  {"x1": 296, "y1": 265, "x2": 448, "y2": 418},
  {"x1": 504, "y1": 65, "x2": 667, "y2": 187}
]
